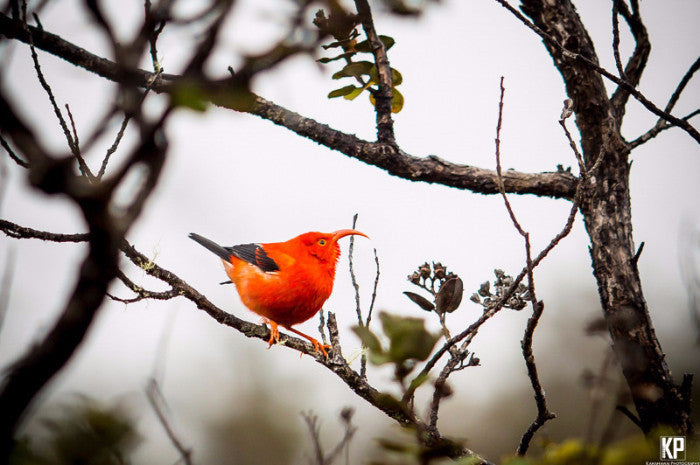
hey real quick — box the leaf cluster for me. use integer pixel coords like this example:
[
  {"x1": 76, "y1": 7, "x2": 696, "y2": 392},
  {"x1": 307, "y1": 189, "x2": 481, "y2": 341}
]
[
  {"x1": 314, "y1": 10, "x2": 404, "y2": 112},
  {"x1": 10, "y1": 396, "x2": 139, "y2": 465},
  {"x1": 353, "y1": 312, "x2": 439, "y2": 383},
  {"x1": 404, "y1": 262, "x2": 464, "y2": 315}
]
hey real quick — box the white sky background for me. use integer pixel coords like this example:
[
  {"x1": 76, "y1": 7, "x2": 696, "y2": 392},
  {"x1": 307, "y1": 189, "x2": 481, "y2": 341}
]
[{"x1": 1, "y1": 0, "x2": 699, "y2": 462}]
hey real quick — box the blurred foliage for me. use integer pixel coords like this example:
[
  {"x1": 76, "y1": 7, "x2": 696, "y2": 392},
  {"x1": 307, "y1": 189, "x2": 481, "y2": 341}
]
[
  {"x1": 201, "y1": 377, "x2": 302, "y2": 465},
  {"x1": 502, "y1": 429, "x2": 700, "y2": 465},
  {"x1": 353, "y1": 311, "x2": 438, "y2": 383},
  {"x1": 368, "y1": 427, "x2": 700, "y2": 465},
  {"x1": 314, "y1": 9, "x2": 405, "y2": 112},
  {"x1": 10, "y1": 395, "x2": 139, "y2": 465}
]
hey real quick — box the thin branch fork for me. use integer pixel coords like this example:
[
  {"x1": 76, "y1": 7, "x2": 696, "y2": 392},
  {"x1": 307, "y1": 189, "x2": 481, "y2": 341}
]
[
  {"x1": 609, "y1": 0, "x2": 650, "y2": 121},
  {"x1": 494, "y1": 77, "x2": 555, "y2": 454}
]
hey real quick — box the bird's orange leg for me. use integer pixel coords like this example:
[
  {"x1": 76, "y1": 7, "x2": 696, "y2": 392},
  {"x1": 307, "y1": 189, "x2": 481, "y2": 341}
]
[
  {"x1": 285, "y1": 326, "x2": 331, "y2": 358},
  {"x1": 264, "y1": 319, "x2": 280, "y2": 348}
]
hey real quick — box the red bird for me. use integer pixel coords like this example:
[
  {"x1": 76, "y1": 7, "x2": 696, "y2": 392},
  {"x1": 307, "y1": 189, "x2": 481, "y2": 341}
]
[{"x1": 189, "y1": 229, "x2": 368, "y2": 356}]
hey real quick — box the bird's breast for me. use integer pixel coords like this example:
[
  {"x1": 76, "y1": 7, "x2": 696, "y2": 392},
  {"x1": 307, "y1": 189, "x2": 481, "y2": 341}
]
[{"x1": 225, "y1": 259, "x2": 336, "y2": 327}]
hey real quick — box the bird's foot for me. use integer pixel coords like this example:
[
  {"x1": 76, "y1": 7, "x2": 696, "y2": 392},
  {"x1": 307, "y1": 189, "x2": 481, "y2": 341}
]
[
  {"x1": 310, "y1": 338, "x2": 332, "y2": 358},
  {"x1": 285, "y1": 326, "x2": 331, "y2": 358},
  {"x1": 264, "y1": 319, "x2": 280, "y2": 348}
]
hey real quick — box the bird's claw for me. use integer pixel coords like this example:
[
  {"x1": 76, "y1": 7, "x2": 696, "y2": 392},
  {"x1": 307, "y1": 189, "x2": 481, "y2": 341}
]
[{"x1": 311, "y1": 339, "x2": 331, "y2": 358}]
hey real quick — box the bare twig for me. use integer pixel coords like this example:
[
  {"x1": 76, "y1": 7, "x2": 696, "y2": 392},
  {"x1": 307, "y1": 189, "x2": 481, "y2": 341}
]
[
  {"x1": 97, "y1": 69, "x2": 163, "y2": 180},
  {"x1": 108, "y1": 270, "x2": 180, "y2": 303},
  {"x1": 144, "y1": 304, "x2": 193, "y2": 465},
  {"x1": 303, "y1": 411, "x2": 325, "y2": 465},
  {"x1": 611, "y1": 1, "x2": 626, "y2": 81},
  {"x1": 0, "y1": 134, "x2": 29, "y2": 168},
  {"x1": 348, "y1": 213, "x2": 368, "y2": 377},
  {"x1": 663, "y1": 56, "x2": 700, "y2": 116},
  {"x1": 302, "y1": 408, "x2": 357, "y2": 465},
  {"x1": 21, "y1": 2, "x2": 94, "y2": 180},
  {"x1": 609, "y1": 0, "x2": 650, "y2": 120},
  {"x1": 516, "y1": 300, "x2": 556, "y2": 456},
  {"x1": 493, "y1": 77, "x2": 555, "y2": 454},
  {"x1": 0, "y1": 219, "x2": 89, "y2": 242},
  {"x1": 144, "y1": 0, "x2": 166, "y2": 74},
  {"x1": 65, "y1": 104, "x2": 80, "y2": 152},
  {"x1": 629, "y1": 54, "x2": 700, "y2": 148},
  {"x1": 365, "y1": 247, "x2": 380, "y2": 329},
  {"x1": 146, "y1": 379, "x2": 193, "y2": 465},
  {"x1": 348, "y1": 213, "x2": 363, "y2": 327},
  {"x1": 559, "y1": 100, "x2": 587, "y2": 178},
  {"x1": 630, "y1": 109, "x2": 700, "y2": 149},
  {"x1": 97, "y1": 114, "x2": 131, "y2": 180},
  {"x1": 584, "y1": 348, "x2": 616, "y2": 444}
]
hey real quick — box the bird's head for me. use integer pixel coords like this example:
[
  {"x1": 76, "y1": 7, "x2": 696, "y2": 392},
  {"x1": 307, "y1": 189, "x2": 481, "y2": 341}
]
[{"x1": 299, "y1": 229, "x2": 368, "y2": 264}]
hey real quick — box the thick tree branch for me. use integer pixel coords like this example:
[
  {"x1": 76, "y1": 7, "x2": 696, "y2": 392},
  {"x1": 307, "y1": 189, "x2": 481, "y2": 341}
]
[
  {"x1": 517, "y1": 0, "x2": 693, "y2": 435},
  {"x1": 0, "y1": 12, "x2": 578, "y2": 200}
]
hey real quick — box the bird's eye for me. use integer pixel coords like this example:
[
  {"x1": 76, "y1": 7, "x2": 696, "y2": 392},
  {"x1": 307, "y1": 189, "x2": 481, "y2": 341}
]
[{"x1": 318, "y1": 239, "x2": 327, "y2": 246}]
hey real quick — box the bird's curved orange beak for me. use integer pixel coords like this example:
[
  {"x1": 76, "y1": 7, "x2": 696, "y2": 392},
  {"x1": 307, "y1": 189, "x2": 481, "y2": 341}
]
[{"x1": 330, "y1": 229, "x2": 369, "y2": 244}]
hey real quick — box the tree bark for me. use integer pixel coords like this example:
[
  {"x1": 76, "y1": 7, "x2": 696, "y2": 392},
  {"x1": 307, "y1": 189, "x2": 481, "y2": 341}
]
[{"x1": 521, "y1": 0, "x2": 692, "y2": 434}]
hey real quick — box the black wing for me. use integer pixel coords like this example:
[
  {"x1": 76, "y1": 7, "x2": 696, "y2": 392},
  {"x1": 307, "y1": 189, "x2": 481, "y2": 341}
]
[
  {"x1": 225, "y1": 243, "x2": 280, "y2": 272},
  {"x1": 189, "y1": 233, "x2": 279, "y2": 272}
]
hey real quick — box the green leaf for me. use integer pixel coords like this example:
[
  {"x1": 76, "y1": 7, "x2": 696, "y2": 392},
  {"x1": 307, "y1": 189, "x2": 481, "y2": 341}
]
[
  {"x1": 328, "y1": 85, "x2": 358, "y2": 98},
  {"x1": 322, "y1": 40, "x2": 343, "y2": 50},
  {"x1": 380, "y1": 35, "x2": 396, "y2": 50},
  {"x1": 170, "y1": 83, "x2": 209, "y2": 112},
  {"x1": 407, "y1": 371, "x2": 430, "y2": 392},
  {"x1": 352, "y1": 325, "x2": 382, "y2": 353},
  {"x1": 332, "y1": 61, "x2": 374, "y2": 79},
  {"x1": 435, "y1": 277, "x2": 463, "y2": 314},
  {"x1": 352, "y1": 325, "x2": 391, "y2": 365},
  {"x1": 344, "y1": 86, "x2": 366, "y2": 100},
  {"x1": 317, "y1": 51, "x2": 355, "y2": 64},
  {"x1": 355, "y1": 35, "x2": 396, "y2": 53},
  {"x1": 379, "y1": 312, "x2": 439, "y2": 363},
  {"x1": 403, "y1": 291, "x2": 434, "y2": 311},
  {"x1": 391, "y1": 87, "x2": 404, "y2": 113},
  {"x1": 391, "y1": 68, "x2": 403, "y2": 86},
  {"x1": 369, "y1": 87, "x2": 404, "y2": 113}
]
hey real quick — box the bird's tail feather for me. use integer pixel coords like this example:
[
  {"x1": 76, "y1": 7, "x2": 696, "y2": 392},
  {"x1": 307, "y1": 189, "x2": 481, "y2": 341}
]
[{"x1": 189, "y1": 233, "x2": 231, "y2": 261}]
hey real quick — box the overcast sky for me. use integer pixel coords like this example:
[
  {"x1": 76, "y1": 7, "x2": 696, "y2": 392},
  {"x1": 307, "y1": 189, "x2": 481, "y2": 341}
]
[{"x1": 1, "y1": 0, "x2": 699, "y2": 462}]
